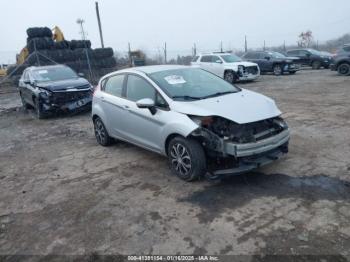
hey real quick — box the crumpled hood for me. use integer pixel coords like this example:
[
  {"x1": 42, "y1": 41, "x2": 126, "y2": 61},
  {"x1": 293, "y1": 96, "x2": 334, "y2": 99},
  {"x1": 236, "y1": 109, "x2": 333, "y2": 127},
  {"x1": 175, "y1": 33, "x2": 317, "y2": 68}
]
[
  {"x1": 170, "y1": 89, "x2": 281, "y2": 124},
  {"x1": 37, "y1": 78, "x2": 90, "y2": 91},
  {"x1": 228, "y1": 61, "x2": 258, "y2": 67}
]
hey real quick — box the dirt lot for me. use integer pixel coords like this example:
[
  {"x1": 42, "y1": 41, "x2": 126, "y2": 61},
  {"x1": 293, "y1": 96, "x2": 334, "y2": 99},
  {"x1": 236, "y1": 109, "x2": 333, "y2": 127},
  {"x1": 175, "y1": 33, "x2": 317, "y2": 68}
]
[{"x1": 0, "y1": 69, "x2": 350, "y2": 260}]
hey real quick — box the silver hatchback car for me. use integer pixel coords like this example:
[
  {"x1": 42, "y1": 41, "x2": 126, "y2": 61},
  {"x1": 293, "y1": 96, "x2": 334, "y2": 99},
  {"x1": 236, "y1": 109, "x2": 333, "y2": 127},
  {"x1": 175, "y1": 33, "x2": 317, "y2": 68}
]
[{"x1": 92, "y1": 65, "x2": 290, "y2": 181}]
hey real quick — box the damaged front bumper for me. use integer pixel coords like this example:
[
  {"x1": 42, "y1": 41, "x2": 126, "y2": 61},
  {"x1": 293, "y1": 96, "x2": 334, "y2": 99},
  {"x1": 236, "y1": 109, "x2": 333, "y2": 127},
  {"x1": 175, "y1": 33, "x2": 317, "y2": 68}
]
[
  {"x1": 41, "y1": 89, "x2": 92, "y2": 114},
  {"x1": 192, "y1": 127, "x2": 290, "y2": 178}
]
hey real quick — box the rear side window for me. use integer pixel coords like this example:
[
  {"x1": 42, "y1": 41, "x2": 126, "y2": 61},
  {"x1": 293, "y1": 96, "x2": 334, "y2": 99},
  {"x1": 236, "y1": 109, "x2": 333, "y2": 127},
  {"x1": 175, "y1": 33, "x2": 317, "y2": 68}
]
[
  {"x1": 126, "y1": 75, "x2": 155, "y2": 102},
  {"x1": 243, "y1": 52, "x2": 256, "y2": 59},
  {"x1": 343, "y1": 46, "x2": 350, "y2": 52},
  {"x1": 104, "y1": 74, "x2": 124, "y2": 97},
  {"x1": 200, "y1": 56, "x2": 212, "y2": 62},
  {"x1": 287, "y1": 50, "x2": 298, "y2": 56}
]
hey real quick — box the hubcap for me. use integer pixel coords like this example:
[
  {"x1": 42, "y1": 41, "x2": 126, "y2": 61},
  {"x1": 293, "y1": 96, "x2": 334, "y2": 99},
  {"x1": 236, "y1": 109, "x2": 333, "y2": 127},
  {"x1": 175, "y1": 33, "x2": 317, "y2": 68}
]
[
  {"x1": 339, "y1": 65, "x2": 349, "y2": 75},
  {"x1": 274, "y1": 66, "x2": 281, "y2": 74},
  {"x1": 95, "y1": 120, "x2": 106, "y2": 144},
  {"x1": 170, "y1": 143, "x2": 192, "y2": 176},
  {"x1": 225, "y1": 73, "x2": 234, "y2": 83}
]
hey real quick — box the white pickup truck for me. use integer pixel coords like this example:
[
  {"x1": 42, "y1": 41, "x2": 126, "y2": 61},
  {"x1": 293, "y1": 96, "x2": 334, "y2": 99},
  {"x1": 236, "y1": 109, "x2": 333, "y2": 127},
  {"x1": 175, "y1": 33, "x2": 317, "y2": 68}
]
[{"x1": 191, "y1": 53, "x2": 260, "y2": 83}]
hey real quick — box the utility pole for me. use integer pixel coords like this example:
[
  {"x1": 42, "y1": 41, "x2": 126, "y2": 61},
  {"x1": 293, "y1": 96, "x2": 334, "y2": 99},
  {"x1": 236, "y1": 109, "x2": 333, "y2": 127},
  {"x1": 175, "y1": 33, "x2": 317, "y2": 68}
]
[
  {"x1": 283, "y1": 40, "x2": 286, "y2": 52},
  {"x1": 244, "y1": 35, "x2": 247, "y2": 53},
  {"x1": 164, "y1": 42, "x2": 167, "y2": 64},
  {"x1": 220, "y1": 41, "x2": 223, "y2": 52},
  {"x1": 263, "y1": 40, "x2": 266, "y2": 51},
  {"x1": 95, "y1": 1, "x2": 105, "y2": 48},
  {"x1": 193, "y1": 43, "x2": 197, "y2": 56},
  {"x1": 77, "y1": 18, "x2": 93, "y2": 80},
  {"x1": 128, "y1": 42, "x2": 131, "y2": 66}
]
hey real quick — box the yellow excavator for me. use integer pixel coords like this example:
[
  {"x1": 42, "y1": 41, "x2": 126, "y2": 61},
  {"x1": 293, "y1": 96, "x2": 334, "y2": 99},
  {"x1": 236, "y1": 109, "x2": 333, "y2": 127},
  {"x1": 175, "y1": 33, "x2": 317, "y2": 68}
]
[
  {"x1": 15, "y1": 26, "x2": 65, "y2": 66},
  {"x1": 0, "y1": 64, "x2": 8, "y2": 77}
]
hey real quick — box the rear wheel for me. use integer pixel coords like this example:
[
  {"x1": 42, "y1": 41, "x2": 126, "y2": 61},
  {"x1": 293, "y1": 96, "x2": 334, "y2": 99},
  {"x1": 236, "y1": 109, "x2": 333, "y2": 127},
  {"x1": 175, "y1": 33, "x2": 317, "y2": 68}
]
[
  {"x1": 224, "y1": 71, "x2": 238, "y2": 84},
  {"x1": 167, "y1": 136, "x2": 206, "y2": 182},
  {"x1": 337, "y1": 63, "x2": 350, "y2": 76},
  {"x1": 289, "y1": 71, "x2": 297, "y2": 75},
  {"x1": 312, "y1": 61, "x2": 321, "y2": 70},
  {"x1": 273, "y1": 64, "x2": 282, "y2": 75},
  {"x1": 94, "y1": 117, "x2": 113, "y2": 146}
]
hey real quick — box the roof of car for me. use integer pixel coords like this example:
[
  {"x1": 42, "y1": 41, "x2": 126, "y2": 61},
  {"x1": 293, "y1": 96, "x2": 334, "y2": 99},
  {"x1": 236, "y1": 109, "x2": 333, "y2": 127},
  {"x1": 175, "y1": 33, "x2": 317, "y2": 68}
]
[
  {"x1": 198, "y1": 52, "x2": 232, "y2": 56},
  {"x1": 119, "y1": 65, "x2": 190, "y2": 74}
]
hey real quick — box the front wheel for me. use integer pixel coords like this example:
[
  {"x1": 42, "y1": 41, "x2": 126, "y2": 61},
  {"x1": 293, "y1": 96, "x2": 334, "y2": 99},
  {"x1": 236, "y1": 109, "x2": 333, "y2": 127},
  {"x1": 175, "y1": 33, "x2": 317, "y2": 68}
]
[
  {"x1": 273, "y1": 64, "x2": 282, "y2": 76},
  {"x1": 35, "y1": 99, "x2": 47, "y2": 119},
  {"x1": 289, "y1": 71, "x2": 297, "y2": 75},
  {"x1": 224, "y1": 71, "x2": 238, "y2": 84},
  {"x1": 167, "y1": 137, "x2": 206, "y2": 182},
  {"x1": 337, "y1": 63, "x2": 350, "y2": 76},
  {"x1": 94, "y1": 117, "x2": 113, "y2": 146}
]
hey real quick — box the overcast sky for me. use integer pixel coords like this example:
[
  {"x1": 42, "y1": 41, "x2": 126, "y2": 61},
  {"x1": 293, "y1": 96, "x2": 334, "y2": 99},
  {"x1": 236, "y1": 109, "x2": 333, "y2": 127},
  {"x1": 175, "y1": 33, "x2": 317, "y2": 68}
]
[{"x1": 1, "y1": 0, "x2": 350, "y2": 63}]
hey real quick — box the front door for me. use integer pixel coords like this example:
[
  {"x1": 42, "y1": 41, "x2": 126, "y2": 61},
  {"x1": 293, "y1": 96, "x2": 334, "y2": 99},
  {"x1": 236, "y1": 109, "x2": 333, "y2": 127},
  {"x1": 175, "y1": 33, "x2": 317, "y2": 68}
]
[{"x1": 121, "y1": 74, "x2": 169, "y2": 153}]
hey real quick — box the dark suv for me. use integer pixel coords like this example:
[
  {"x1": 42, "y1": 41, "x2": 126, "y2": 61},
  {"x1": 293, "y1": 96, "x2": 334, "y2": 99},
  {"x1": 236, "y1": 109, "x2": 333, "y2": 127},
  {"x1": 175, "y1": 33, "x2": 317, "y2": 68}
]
[
  {"x1": 330, "y1": 45, "x2": 350, "y2": 76},
  {"x1": 18, "y1": 65, "x2": 93, "y2": 119},
  {"x1": 286, "y1": 49, "x2": 332, "y2": 69},
  {"x1": 242, "y1": 51, "x2": 299, "y2": 75}
]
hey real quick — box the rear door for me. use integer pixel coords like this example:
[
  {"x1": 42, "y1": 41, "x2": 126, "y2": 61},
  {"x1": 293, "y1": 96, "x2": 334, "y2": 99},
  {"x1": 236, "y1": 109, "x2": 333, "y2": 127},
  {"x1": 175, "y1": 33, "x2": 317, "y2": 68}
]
[
  {"x1": 121, "y1": 74, "x2": 170, "y2": 152},
  {"x1": 99, "y1": 74, "x2": 129, "y2": 139}
]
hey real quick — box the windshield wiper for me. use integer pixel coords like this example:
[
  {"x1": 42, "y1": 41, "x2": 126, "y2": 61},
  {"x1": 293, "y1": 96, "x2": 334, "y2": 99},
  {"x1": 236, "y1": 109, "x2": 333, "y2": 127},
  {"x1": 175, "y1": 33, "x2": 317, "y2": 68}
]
[
  {"x1": 172, "y1": 95, "x2": 202, "y2": 101},
  {"x1": 201, "y1": 91, "x2": 237, "y2": 99}
]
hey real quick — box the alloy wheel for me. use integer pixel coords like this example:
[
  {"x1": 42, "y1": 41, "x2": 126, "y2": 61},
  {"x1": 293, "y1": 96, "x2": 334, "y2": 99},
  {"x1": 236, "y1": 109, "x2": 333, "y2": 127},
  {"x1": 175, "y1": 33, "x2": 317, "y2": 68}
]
[
  {"x1": 170, "y1": 143, "x2": 192, "y2": 177},
  {"x1": 94, "y1": 119, "x2": 107, "y2": 144}
]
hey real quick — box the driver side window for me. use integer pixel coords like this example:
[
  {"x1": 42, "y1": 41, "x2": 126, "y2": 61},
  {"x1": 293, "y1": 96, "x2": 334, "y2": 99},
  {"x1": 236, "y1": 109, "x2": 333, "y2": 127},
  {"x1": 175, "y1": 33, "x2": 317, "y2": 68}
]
[{"x1": 126, "y1": 75, "x2": 156, "y2": 102}]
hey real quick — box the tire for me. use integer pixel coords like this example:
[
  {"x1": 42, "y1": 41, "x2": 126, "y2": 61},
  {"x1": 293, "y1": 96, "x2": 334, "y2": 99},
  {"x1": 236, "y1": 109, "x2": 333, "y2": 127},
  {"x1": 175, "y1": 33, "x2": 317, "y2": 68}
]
[
  {"x1": 27, "y1": 27, "x2": 52, "y2": 38},
  {"x1": 273, "y1": 64, "x2": 282, "y2": 76},
  {"x1": 93, "y1": 48, "x2": 114, "y2": 59},
  {"x1": 337, "y1": 63, "x2": 350, "y2": 76},
  {"x1": 312, "y1": 61, "x2": 321, "y2": 70},
  {"x1": 224, "y1": 70, "x2": 238, "y2": 84},
  {"x1": 35, "y1": 99, "x2": 47, "y2": 119},
  {"x1": 167, "y1": 136, "x2": 206, "y2": 182},
  {"x1": 70, "y1": 40, "x2": 91, "y2": 50},
  {"x1": 324, "y1": 65, "x2": 330, "y2": 69},
  {"x1": 27, "y1": 37, "x2": 54, "y2": 53},
  {"x1": 94, "y1": 117, "x2": 113, "y2": 146},
  {"x1": 289, "y1": 71, "x2": 297, "y2": 75}
]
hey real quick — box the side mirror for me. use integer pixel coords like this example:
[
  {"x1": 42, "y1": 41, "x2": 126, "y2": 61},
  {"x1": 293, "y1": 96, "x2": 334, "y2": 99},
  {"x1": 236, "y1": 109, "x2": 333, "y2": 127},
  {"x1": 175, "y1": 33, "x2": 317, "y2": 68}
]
[
  {"x1": 136, "y1": 98, "x2": 157, "y2": 115},
  {"x1": 265, "y1": 56, "x2": 271, "y2": 60},
  {"x1": 306, "y1": 53, "x2": 311, "y2": 57},
  {"x1": 78, "y1": 73, "x2": 85, "y2": 77},
  {"x1": 24, "y1": 80, "x2": 31, "y2": 85},
  {"x1": 215, "y1": 60, "x2": 223, "y2": 64}
]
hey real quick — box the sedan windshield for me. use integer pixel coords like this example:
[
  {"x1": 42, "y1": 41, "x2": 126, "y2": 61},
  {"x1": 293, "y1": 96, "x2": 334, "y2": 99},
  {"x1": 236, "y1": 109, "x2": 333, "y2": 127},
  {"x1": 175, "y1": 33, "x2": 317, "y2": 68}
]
[
  {"x1": 32, "y1": 67, "x2": 78, "y2": 82},
  {"x1": 149, "y1": 68, "x2": 240, "y2": 101},
  {"x1": 220, "y1": 54, "x2": 242, "y2": 63}
]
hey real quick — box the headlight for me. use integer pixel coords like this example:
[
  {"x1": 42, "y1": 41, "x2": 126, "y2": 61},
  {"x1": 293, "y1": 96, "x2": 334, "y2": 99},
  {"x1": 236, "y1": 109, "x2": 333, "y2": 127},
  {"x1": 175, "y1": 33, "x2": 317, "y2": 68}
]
[
  {"x1": 39, "y1": 88, "x2": 52, "y2": 99},
  {"x1": 189, "y1": 116, "x2": 213, "y2": 127}
]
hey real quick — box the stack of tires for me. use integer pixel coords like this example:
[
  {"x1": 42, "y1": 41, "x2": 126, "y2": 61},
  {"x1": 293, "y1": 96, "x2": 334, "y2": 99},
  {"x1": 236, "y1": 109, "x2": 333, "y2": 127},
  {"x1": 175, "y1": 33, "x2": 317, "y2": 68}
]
[{"x1": 13, "y1": 27, "x2": 117, "y2": 80}]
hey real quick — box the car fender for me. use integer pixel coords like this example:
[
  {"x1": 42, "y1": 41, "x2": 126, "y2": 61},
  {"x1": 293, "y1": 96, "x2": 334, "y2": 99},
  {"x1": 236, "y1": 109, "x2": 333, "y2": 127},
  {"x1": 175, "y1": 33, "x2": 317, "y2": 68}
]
[{"x1": 160, "y1": 113, "x2": 199, "y2": 154}]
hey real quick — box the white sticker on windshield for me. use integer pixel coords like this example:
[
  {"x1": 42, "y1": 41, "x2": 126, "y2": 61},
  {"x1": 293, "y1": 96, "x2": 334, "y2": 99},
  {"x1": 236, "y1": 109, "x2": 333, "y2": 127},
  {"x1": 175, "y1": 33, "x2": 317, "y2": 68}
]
[
  {"x1": 164, "y1": 75, "x2": 186, "y2": 85},
  {"x1": 38, "y1": 70, "x2": 48, "y2": 74}
]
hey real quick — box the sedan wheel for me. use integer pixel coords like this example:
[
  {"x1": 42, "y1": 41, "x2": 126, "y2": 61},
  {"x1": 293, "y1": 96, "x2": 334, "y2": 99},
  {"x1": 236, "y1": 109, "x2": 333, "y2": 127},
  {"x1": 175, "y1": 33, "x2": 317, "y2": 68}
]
[
  {"x1": 312, "y1": 61, "x2": 321, "y2": 70},
  {"x1": 337, "y1": 63, "x2": 350, "y2": 76},
  {"x1": 94, "y1": 117, "x2": 112, "y2": 146},
  {"x1": 168, "y1": 137, "x2": 206, "y2": 182},
  {"x1": 273, "y1": 64, "x2": 282, "y2": 76}
]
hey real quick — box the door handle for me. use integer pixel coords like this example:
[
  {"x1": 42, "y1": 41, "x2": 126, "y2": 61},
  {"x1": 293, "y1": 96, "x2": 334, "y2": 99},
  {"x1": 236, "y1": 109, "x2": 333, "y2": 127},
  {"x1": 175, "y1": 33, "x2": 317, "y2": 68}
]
[{"x1": 123, "y1": 105, "x2": 130, "y2": 109}]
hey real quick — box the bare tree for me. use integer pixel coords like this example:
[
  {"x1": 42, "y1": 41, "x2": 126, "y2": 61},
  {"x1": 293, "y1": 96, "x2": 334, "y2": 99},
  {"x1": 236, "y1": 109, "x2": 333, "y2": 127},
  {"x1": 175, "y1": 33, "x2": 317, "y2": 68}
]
[{"x1": 298, "y1": 30, "x2": 313, "y2": 48}]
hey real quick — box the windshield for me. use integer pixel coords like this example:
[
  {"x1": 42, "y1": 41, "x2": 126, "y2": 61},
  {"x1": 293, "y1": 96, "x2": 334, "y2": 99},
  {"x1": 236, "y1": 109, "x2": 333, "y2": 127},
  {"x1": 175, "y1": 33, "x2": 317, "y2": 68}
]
[
  {"x1": 220, "y1": 54, "x2": 242, "y2": 63},
  {"x1": 32, "y1": 67, "x2": 78, "y2": 82},
  {"x1": 268, "y1": 51, "x2": 286, "y2": 58},
  {"x1": 149, "y1": 68, "x2": 240, "y2": 101}
]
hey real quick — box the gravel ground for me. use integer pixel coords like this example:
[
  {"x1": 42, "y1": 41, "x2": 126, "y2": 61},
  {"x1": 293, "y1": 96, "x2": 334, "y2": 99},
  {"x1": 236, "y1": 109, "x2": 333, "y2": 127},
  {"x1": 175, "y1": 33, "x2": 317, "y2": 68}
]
[{"x1": 0, "y1": 69, "x2": 349, "y2": 260}]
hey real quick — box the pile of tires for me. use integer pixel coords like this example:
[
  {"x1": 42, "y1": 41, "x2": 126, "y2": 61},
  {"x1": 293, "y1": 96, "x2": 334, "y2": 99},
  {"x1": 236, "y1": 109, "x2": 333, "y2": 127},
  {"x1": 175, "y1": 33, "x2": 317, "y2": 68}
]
[{"x1": 9, "y1": 27, "x2": 117, "y2": 79}]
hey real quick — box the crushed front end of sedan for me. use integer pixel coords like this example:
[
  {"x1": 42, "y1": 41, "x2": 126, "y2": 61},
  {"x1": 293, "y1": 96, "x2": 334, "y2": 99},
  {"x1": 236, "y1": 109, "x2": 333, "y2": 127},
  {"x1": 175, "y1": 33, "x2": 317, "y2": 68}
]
[{"x1": 189, "y1": 115, "x2": 289, "y2": 178}]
